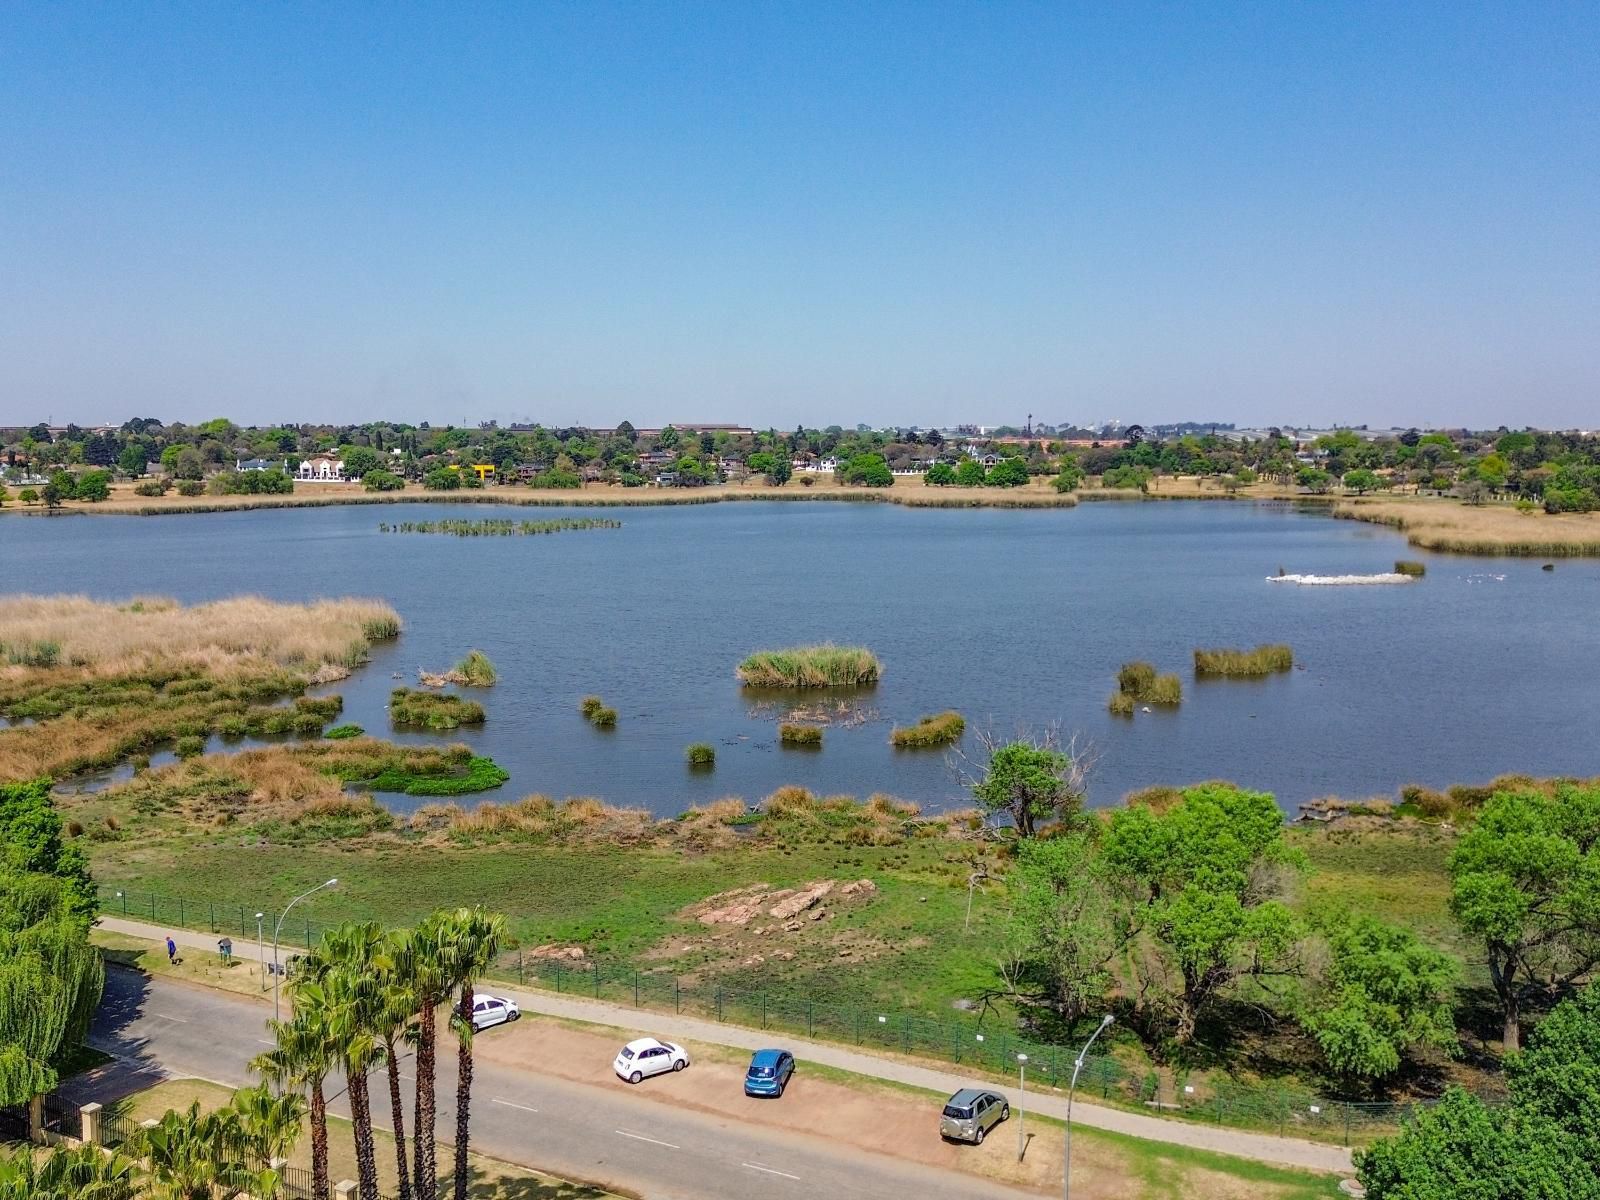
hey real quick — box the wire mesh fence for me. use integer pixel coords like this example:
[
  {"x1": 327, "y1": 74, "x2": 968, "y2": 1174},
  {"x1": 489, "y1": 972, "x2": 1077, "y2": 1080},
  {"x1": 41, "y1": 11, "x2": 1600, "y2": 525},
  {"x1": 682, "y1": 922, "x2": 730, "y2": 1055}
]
[{"x1": 99, "y1": 883, "x2": 1434, "y2": 1146}]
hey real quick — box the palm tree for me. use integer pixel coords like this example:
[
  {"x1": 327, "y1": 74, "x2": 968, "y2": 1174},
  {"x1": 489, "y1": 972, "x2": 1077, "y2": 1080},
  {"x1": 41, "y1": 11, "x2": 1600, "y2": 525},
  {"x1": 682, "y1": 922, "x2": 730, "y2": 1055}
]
[
  {"x1": 311, "y1": 922, "x2": 392, "y2": 1200},
  {"x1": 396, "y1": 913, "x2": 458, "y2": 1200},
  {"x1": 134, "y1": 1101, "x2": 267, "y2": 1200},
  {"x1": 445, "y1": 907, "x2": 505, "y2": 1200},
  {"x1": 375, "y1": 933, "x2": 419, "y2": 1200},
  {"x1": 253, "y1": 1011, "x2": 334, "y2": 1200},
  {"x1": 0, "y1": 1142, "x2": 136, "y2": 1200},
  {"x1": 228, "y1": 1081, "x2": 306, "y2": 1167}
]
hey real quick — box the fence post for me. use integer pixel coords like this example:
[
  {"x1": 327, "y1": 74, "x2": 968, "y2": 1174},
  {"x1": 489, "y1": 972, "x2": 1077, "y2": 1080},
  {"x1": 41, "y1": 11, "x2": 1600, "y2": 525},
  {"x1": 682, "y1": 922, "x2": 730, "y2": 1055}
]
[
  {"x1": 555, "y1": 962, "x2": 563, "y2": 994},
  {"x1": 178, "y1": 897, "x2": 184, "y2": 926},
  {"x1": 807, "y1": 999, "x2": 813, "y2": 1039},
  {"x1": 674, "y1": 978, "x2": 680, "y2": 1015},
  {"x1": 761, "y1": 994, "x2": 767, "y2": 1030},
  {"x1": 593, "y1": 963, "x2": 600, "y2": 999},
  {"x1": 80, "y1": 1102, "x2": 103, "y2": 1146},
  {"x1": 716, "y1": 989, "x2": 723, "y2": 1022},
  {"x1": 149, "y1": 894, "x2": 156, "y2": 920},
  {"x1": 1344, "y1": 1105, "x2": 1351, "y2": 1147},
  {"x1": 855, "y1": 1011, "x2": 862, "y2": 1045},
  {"x1": 304, "y1": 919, "x2": 311, "y2": 949},
  {"x1": 518, "y1": 951, "x2": 524, "y2": 985},
  {"x1": 121, "y1": 892, "x2": 128, "y2": 915},
  {"x1": 209, "y1": 902, "x2": 215, "y2": 931},
  {"x1": 902, "y1": 1013, "x2": 909, "y2": 1053}
]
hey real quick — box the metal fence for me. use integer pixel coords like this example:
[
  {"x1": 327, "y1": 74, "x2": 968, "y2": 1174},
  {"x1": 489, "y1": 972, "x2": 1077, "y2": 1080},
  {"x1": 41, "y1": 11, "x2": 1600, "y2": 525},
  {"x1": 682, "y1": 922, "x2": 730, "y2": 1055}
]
[{"x1": 99, "y1": 883, "x2": 1429, "y2": 1146}]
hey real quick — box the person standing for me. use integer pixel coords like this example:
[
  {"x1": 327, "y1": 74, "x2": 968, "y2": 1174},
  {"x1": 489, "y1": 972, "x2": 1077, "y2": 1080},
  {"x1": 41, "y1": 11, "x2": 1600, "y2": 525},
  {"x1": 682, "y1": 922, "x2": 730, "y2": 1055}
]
[{"x1": 166, "y1": 935, "x2": 177, "y2": 964}]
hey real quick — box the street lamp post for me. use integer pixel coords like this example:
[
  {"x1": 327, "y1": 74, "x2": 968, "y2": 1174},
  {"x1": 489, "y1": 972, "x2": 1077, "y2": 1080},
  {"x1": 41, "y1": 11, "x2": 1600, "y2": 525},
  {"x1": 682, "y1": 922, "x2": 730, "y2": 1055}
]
[
  {"x1": 1064, "y1": 1014, "x2": 1115, "y2": 1200},
  {"x1": 272, "y1": 880, "x2": 336, "y2": 1021},
  {"x1": 1016, "y1": 1053, "x2": 1028, "y2": 1162},
  {"x1": 255, "y1": 913, "x2": 265, "y2": 992}
]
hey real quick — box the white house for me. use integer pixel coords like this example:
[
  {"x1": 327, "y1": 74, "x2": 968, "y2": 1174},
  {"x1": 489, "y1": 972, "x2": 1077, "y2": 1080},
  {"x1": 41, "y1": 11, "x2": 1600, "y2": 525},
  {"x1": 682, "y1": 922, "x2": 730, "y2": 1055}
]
[
  {"x1": 793, "y1": 456, "x2": 840, "y2": 475},
  {"x1": 295, "y1": 454, "x2": 345, "y2": 482}
]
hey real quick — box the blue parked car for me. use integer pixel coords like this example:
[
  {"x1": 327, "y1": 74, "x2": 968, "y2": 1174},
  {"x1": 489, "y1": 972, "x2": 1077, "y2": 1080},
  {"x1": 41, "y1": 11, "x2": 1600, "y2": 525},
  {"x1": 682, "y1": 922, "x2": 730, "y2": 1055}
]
[{"x1": 744, "y1": 1048, "x2": 796, "y2": 1097}]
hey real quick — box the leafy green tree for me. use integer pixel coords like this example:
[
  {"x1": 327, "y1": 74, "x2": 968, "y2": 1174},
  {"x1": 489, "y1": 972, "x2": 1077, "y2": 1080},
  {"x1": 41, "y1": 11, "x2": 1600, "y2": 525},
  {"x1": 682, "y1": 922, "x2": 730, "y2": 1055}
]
[
  {"x1": 341, "y1": 446, "x2": 383, "y2": 479},
  {"x1": 17, "y1": 488, "x2": 37, "y2": 506},
  {"x1": 955, "y1": 459, "x2": 986, "y2": 486},
  {"x1": 1001, "y1": 834, "x2": 1116, "y2": 1023},
  {"x1": 133, "y1": 1101, "x2": 271, "y2": 1200},
  {"x1": 423, "y1": 467, "x2": 461, "y2": 490},
  {"x1": 47, "y1": 470, "x2": 77, "y2": 500},
  {"x1": 1343, "y1": 468, "x2": 1381, "y2": 494},
  {"x1": 0, "y1": 780, "x2": 95, "y2": 920},
  {"x1": 300, "y1": 927, "x2": 386, "y2": 1200},
  {"x1": 925, "y1": 462, "x2": 957, "y2": 486},
  {"x1": 766, "y1": 455, "x2": 792, "y2": 485},
  {"x1": 227, "y1": 1082, "x2": 306, "y2": 1164},
  {"x1": 969, "y1": 736, "x2": 1085, "y2": 838},
  {"x1": 396, "y1": 915, "x2": 457, "y2": 1200},
  {"x1": 252, "y1": 1012, "x2": 334, "y2": 1200},
  {"x1": 173, "y1": 446, "x2": 205, "y2": 480},
  {"x1": 1448, "y1": 783, "x2": 1600, "y2": 1049},
  {"x1": 1101, "y1": 784, "x2": 1305, "y2": 1044},
  {"x1": 0, "y1": 485, "x2": 9, "y2": 508},
  {"x1": 1102, "y1": 464, "x2": 1151, "y2": 490},
  {"x1": 363, "y1": 469, "x2": 405, "y2": 492},
  {"x1": 1305, "y1": 913, "x2": 1458, "y2": 1082},
  {"x1": 1051, "y1": 461, "x2": 1083, "y2": 493},
  {"x1": 117, "y1": 443, "x2": 149, "y2": 476},
  {"x1": 986, "y1": 457, "x2": 1030, "y2": 487},
  {"x1": 1295, "y1": 466, "x2": 1332, "y2": 492},
  {"x1": 843, "y1": 453, "x2": 893, "y2": 486}
]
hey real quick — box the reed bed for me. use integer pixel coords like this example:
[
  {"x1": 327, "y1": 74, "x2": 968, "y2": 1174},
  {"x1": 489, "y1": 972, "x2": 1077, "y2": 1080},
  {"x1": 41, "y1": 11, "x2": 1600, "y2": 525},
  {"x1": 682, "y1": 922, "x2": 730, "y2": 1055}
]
[
  {"x1": 778, "y1": 722, "x2": 823, "y2": 747},
  {"x1": 0, "y1": 594, "x2": 400, "y2": 675},
  {"x1": 417, "y1": 793, "x2": 654, "y2": 844},
  {"x1": 388, "y1": 687, "x2": 486, "y2": 730},
  {"x1": 421, "y1": 649, "x2": 498, "y2": 687},
  {"x1": 1193, "y1": 644, "x2": 1295, "y2": 676},
  {"x1": 888, "y1": 710, "x2": 965, "y2": 747},
  {"x1": 736, "y1": 644, "x2": 882, "y2": 688},
  {"x1": 1335, "y1": 499, "x2": 1600, "y2": 556},
  {"x1": 1108, "y1": 691, "x2": 1134, "y2": 717},
  {"x1": 1113, "y1": 660, "x2": 1182, "y2": 707},
  {"x1": 1394, "y1": 560, "x2": 1427, "y2": 577},
  {"x1": 686, "y1": 742, "x2": 716, "y2": 766},
  {"x1": 377, "y1": 517, "x2": 622, "y2": 536}
]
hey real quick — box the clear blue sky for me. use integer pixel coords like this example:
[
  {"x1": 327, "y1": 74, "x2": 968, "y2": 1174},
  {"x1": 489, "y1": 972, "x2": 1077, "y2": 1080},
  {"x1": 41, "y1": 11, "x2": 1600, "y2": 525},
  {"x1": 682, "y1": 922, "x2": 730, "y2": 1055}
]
[{"x1": 2, "y1": 3, "x2": 1595, "y2": 430}]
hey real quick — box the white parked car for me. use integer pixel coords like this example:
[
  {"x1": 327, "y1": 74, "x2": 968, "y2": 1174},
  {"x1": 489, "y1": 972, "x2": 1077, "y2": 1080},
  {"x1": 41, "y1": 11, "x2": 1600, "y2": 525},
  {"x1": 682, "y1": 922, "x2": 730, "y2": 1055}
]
[
  {"x1": 470, "y1": 995, "x2": 520, "y2": 1031},
  {"x1": 613, "y1": 1037, "x2": 689, "y2": 1083}
]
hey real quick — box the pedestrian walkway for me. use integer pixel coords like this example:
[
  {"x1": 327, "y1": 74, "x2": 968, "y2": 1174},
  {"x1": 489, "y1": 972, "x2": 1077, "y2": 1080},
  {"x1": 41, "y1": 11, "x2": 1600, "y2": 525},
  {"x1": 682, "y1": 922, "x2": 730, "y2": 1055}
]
[{"x1": 99, "y1": 914, "x2": 1354, "y2": 1174}]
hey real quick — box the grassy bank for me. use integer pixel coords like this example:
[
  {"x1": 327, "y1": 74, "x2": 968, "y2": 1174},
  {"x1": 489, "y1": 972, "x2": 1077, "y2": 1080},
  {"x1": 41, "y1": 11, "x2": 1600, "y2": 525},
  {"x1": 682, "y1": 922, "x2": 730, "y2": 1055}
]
[
  {"x1": 736, "y1": 644, "x2": 882, "y2": 688},
  {"x1": 1335, "y1": 497, "x2": 1600, "y2": 555}
]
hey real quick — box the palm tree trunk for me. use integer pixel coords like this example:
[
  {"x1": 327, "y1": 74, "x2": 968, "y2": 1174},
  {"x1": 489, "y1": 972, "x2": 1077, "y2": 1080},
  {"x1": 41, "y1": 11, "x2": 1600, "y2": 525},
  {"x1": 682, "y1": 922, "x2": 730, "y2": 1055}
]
[
  {"x1": 386, "y1": 1037, "x2": 413, "y2": 1200},
  {"x1": 350, "y1": 1067, "x2": 379, "y2": 1200},
  {"x1": 454, "y1": 984, "x2": 474, "y2": 1200},
  {"x1": 414, "y1": 1000, "x2": 436, "y2": 1200},
  {"x1": 310, "y1": 1081, "x2": 330, "y2": 1200}
]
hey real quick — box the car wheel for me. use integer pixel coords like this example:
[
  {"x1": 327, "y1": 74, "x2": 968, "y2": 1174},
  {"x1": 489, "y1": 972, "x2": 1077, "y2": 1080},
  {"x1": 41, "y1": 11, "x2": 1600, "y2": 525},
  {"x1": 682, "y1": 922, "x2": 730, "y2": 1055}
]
[
  {"x1": 974, "y1": 1125, "x2": 985, "y2": 1145},
  {"x1": 510, "y1": 1010, "x2": 521, "y2": 1021},
  {"x1": 1001, "y1": 1104, "x2": 1010, "y2": 1121},
  {"x1": 629, "y1": 1071, "x2": 642, "y2": 1084},
  {"x1": 673, "y1": 1058, "x2": 686, "y2": 1072}
]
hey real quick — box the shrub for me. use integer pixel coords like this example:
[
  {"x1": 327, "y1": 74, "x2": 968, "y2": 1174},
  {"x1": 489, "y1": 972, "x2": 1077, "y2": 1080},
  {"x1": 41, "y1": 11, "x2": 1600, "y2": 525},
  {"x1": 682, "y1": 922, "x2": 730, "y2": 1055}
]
[
  {"x1": 388, "y1": 687, "x2": 486, "y2": 730},
  {"x1": 889, "y1": 711, "x2": 965, "y2": 747},
  {"x1": 453, "y1": 650, "x2": 497, "y2": 685},
  {"x1": 1146, "y1": 674, "x2": 1183, "y2": 706},
  {"x1": 579, "y1": 695, "x2": 604, "y2": 719},
  {"x1": 1193, "y1": 645, "x2": 1295, "y2": 676},
  {"x1": 1394, "y1": 560, "x2": 1427, "y2": 577},
  {"x1": 174, "y1": 734, "x2": 205, "y2": 759},
  {"x1": 324, "y1": 724, "x2": 364, "y2": 740},
  {"x1": 1116, "y1": 661, "x2": 1157, "y2": 696},
  {"x1": 1108, "y1": 691, "x2": 1134, "y2": 717},
  {"x1": 134, "y1": 479, "x2": 170, "y2": 497},
  {"x1": 779, "y1": 723, "x2": 823, "y2": 747},
  {"x1": 590, "y1": 706, "x2": 617, "y2": 727},
  {"x1": 686, "y1": 742, "x2": 715, "y2": 766},
  {"x1": 176, "y1": 480, "x2": 206, "y2": 496},
  {"x1": 363, "y1": 469, "x2": 405, "y2": 492},
  {"x1": 1399, "y1": 784, "x2": 1452, "y2": 818},
  {"x1": 736, "y1": 645, "x2": 882, "y2": 688},
  {"x1": 0, "y1": 639, "x2": 61, "y2": 667}
]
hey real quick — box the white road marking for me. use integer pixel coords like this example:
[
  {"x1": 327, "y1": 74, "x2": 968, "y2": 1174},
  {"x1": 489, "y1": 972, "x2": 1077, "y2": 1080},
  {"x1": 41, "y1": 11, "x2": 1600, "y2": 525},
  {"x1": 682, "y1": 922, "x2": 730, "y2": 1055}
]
[
  {"x1": 149, "y1": 1013, "x2": 188, "y2": 1023},
  {"x1": 615, "y1": 1129, "x2": 679, "y2": 1150},
  {"x1": 490, "y1": 1098, "x2": 538, "y2": 1113},
  {"x1": 255, "y1": 1038, "x2": 276, "y2": 1046},
  {"x1": 743, "y1": 1162, "x2": 801, "y2": 1181}
]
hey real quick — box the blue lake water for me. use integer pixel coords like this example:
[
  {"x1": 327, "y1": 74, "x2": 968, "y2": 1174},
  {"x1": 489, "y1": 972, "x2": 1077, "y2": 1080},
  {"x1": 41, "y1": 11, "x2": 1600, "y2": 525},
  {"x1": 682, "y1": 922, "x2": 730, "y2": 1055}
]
[{"x1": 5, "y1": 500, "x2": 1596, "y2": 814}]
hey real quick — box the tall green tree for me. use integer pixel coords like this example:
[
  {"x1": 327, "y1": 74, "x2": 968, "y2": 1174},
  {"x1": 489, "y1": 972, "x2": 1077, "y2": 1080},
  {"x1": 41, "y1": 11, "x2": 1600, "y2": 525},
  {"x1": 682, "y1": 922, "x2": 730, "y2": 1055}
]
[
  {"x1": 1305, "y1": 913, "x2": 1458, "y2": 1082},
  {"x1": 1448, "y1": 783, "x2": 1600, "y2": 1050},
  {"x1": 133, "y1": 1101, "x2": 274, "y2": 1200},
  {"x1": 227, "y1": 1082, "x2": 306, "y2": 1164},
  {"x1": 1000, "y1": 834, "x2": 1118, "y2": 1024},
  {"x1": 0, "y1": 779, "x2": 96, "y2": 920},
  {"x1": 1101, "y1": 784, "x2": 1305, "y2": 1045},
  {"x1": 968, "y1": 734, "x2": 1086, "y2": 838},
  {"x1": 396, "y1": 915, "x2": 457, "y2": 1200},
  {"x1": 252, "y1": 1014, "x2": 334, "y2": 1200}
]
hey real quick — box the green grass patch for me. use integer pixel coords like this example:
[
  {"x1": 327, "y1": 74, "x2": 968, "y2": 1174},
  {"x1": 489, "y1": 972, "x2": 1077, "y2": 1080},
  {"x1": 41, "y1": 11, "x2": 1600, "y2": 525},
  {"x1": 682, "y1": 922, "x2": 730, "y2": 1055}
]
[
  {"x1": 686, "y1": 742, "x2": 716, "y2": 765},
  {"x1": 1193, "y1": 644, "x2": 1295, "y2": 675},
  {"x1": 365, "y1": 754, "x2": 509, "y2": 796},
  {"x1": 888, "y1": 711, "x2": 964, "y2": 747},
  {"x1": 736, "y1": 644, "x2": 881, "y2": 688},
  {"x1": 454, "y1": 649, "x2": 497, "y2": 685},
  {"x1": 779, "y1": 723, "x2": 823, "y2": 747},
  {"x1": 324, "y1": 723, "x2": 364, "y2": 739},
  {"x1": 389, "y1": 686, "x2": 485, "y2": 730}
]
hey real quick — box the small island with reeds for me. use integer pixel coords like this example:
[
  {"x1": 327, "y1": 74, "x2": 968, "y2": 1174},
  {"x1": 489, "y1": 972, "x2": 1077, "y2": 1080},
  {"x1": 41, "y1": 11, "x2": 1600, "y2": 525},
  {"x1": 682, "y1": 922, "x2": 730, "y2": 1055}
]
[
  {"x1": 1193, "y1": 644, "x2": 1295, "y2": 676},
  {"x1": 889, "y1": 711, "x2": 966, "y2": 748},
  {"x1": 736, "y1": 644, "x2": 882, "y2": 689},
  {"x1": 1109, "y1": 660, "x2": 1182, "y2": 715},
  {"x1": 580, "y1": 695, "x2": 617, "y2": 727},
  {"x1": 779, "y1": 722, "x2": 824, "y2": 747},
  {"x1": 389, "y1": 687, "x2": 486, "y2": 730}
]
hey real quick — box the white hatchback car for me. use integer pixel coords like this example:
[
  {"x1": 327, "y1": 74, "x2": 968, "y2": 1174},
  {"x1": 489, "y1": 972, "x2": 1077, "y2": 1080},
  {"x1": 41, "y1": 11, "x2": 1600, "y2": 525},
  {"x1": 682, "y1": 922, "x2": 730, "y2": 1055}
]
[
  {"x1": 613, "y1": 1037, "x2": 689, "y2": 1083},
  {"x1": 470, "y1": 995, "x2": 520, "y2": 1031}
]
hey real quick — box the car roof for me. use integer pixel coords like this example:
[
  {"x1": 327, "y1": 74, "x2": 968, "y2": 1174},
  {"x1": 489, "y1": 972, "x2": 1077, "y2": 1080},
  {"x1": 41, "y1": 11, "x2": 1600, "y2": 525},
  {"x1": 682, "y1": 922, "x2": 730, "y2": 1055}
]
[
  {"x1": 750, "y1": 1048, "x2": 787, "y2": 1065},
  {"x1": 624, "y1": 1037, "x2": 666, "y2": 1052},
  {"x1": 947, "y1": 1088, "x2": 985, "y2": 1105}
]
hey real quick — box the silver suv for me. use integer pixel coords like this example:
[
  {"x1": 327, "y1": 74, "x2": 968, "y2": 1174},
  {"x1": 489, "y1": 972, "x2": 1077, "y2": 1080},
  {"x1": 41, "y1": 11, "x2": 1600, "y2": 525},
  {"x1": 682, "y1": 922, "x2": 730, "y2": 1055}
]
[{"x1": 939, "y1": 1087, "x2": 1009, "y2": 1144}]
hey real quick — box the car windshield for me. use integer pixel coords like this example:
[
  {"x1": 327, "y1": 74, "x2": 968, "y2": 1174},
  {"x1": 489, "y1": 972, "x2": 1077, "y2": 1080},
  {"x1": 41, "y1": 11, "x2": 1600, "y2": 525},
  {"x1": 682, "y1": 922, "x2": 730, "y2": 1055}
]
[
  {"x1": 620, "y1": 1048, "x2": 635, "y2": 1060},
  {"x1": 943, "y1": 1104, "x2": 973, "y2": 1119},
  {"x1": 750, "y1": 1066, "x2": 774, "y2": 1079}
]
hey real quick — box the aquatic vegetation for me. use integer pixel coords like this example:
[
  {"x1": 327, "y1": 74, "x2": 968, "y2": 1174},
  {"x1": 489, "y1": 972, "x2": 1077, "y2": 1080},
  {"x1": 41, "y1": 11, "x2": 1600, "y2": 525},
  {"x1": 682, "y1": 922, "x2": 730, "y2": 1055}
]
[
  {"x1": 421, "y1": 649, "x2": 498, "y2": 687},
  {"x1": 377, "y1": 517, "x2": 621, "y2": 536},
  {"x1": 388, "y1": 687, "x2": 486, "y2": 730},
  {"x1": 1108, "y1": 691, "x2": 1135, "y2": 717},
  {"x1": 736, "y1": 645, "x2": 882, "y2": 688},
  {"x1": 888, "y1": 711, "x2": 965, "y2": 748},
  {"x1": 590, "y1": 706, "x2": 617, "y2": 727},
  {"x1": 1193, "y1": 645, "x2": 1295, "y2": 676},
  {"x1": 1116, "y1": 661, "x2": 1157, "y2": 697},
  {"x1": 323, "y1": 724, "x2": 364, "y2": 740},
  {"x1": 1145, "y1": 674, "x2": 1183, "y2": 706},
  {"x1": 1114, "y1": 661, "x2": 1181, "y2": 708},
  {"x1": 686, "y1": 742, "x2": 716, "y2": 766},
  {"x1": 579, "y1": 695, "x2": 605, "y2": 719},
  {"x1": 1394, "y1": 560, "x2": 1427, "y2": 577},
  {"x1": 779, "y1": 723, "x2": 823, "y2": 747}
]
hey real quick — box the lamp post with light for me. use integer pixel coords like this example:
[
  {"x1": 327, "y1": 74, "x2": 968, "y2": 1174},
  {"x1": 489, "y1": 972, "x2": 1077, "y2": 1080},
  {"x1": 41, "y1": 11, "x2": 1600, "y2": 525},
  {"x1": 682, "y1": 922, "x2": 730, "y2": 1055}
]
[
  {"x1": 1064, "y1": 1014, "x2": 1115, "y2": 1200},
  {"x1": 271, "y1": 879, "x2": 336, "y2": 1020},
  {"x1": 1016, "y1": 1053, "x2": 1028, "y2": 1161}
]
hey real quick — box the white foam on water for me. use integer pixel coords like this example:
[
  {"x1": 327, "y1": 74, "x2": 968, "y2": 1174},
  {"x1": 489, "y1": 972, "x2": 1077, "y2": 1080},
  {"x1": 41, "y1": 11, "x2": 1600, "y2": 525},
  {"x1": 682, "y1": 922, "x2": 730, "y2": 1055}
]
[{"x1": 1267, "y1": 573, "x2": 1416, "y2": 586}]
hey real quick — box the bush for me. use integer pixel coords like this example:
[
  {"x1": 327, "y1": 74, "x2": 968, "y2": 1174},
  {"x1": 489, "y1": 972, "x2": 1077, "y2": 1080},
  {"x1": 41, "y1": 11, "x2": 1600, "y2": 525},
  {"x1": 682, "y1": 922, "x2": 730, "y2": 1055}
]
[
  {"x1": 363, "y1": 469, "x2": 405, "y2": 492},
  {"x1": 1108, "y1": 691, "x2": 1134, "y2": 717},
  {"x1": 174, "y1": 734, "x2": 205, "y2": 759},
  {"x1": 1193, "y1": 645, "x2": 1295, "y2": 675},
  {"x1": 1116, "y1": 661, "x2": 1157, "y2": 696},
  {"x1": 579, "y1": 695, "x2": 605, "y2": 719},
  {"x1": 423, "y1": 467, "x2": 462, "y2": 490},
  {"x1": 176, "y1": 480, "x2": 205, "y2": 497},
  {"x1": 779, "y1": 723, "x2": 823, "y2": 747},
  {"x1": 1394, "y1": 560, "x2": 1426, "y2": 577},
  {"x1": 388, "y1": 687, "x2": 486, "y2": 730},
  {"x1": 208, "y1": 468, "x2": 294, "y2": 495},
  {"x1": 134, "y1": 479, "x2": 170, "y2": 497},
  {"x1": 590, "y1": 706, "x2": 617, "y2": 727},
  {"x1": 686, "y1": 742, "x2": 716, "y2": 766},
  {"x1": 889, "y1": 711, "x2": 965, "y2": 747},
  {"x1": 454, "y1": 650, "x2": 497, "y2": 686},
  {"x1": 736, "y1": 645, "x2": 882, "y2": 688},
  {"x1": 0, "y1": 639, "x2": 61, "y2": 667}
]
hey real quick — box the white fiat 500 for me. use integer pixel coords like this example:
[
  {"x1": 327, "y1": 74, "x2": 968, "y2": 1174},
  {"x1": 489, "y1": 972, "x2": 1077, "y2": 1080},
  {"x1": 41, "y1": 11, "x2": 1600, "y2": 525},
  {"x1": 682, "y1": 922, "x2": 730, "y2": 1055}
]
[{"x1": 612, "y1": 1037, "x2": 690, "y2": 1083}]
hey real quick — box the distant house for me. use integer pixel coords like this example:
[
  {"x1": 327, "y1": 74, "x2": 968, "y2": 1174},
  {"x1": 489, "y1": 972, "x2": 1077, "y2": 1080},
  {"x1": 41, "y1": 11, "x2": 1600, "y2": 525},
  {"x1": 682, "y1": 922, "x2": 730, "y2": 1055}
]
[
  {"x1": 794, "y1": 456, "x2": 839, "y2": 475},
  {"x1": 236, "y1": 458, "x2": 281, "y2": 472},
  {"x1": 295, "y1": 454, "x2": 345, "y2": 482}
]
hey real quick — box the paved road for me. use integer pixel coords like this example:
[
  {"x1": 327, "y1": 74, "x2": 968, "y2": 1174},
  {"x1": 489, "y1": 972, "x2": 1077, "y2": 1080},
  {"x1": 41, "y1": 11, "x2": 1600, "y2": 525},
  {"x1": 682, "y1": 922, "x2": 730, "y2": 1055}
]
[
  {"x1": 105, "y1": 916, "x2": 1355, "y2": 1174},
  {"x1": 87, "y1": 968, "x2": 1040, "y2": 1200}
]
